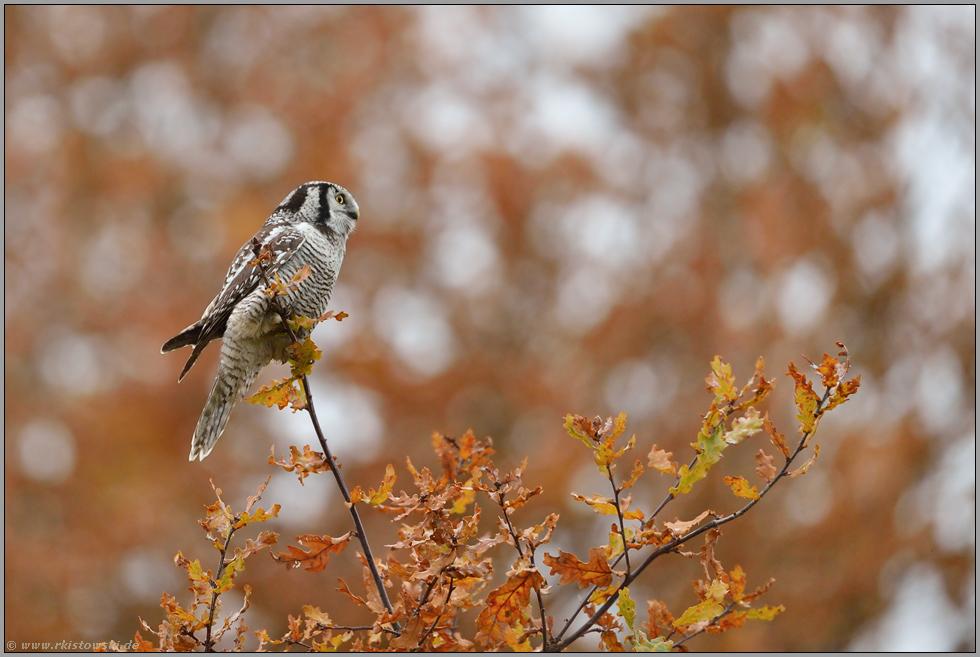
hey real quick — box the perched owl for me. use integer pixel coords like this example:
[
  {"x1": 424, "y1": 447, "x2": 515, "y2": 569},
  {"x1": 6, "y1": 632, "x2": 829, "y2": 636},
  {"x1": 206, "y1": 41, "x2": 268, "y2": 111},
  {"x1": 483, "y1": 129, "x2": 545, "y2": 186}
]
[{"x1": 162, "y1": 181, "x2": 359, "y2": 461}]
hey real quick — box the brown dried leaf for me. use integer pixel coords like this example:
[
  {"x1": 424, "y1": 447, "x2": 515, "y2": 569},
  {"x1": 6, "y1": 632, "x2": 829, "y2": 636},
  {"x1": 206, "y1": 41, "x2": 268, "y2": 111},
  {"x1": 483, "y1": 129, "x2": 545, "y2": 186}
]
[
  {"x1": 699, "y1": 528, "x2": 724, "y2": 581},
  {"x1": 647, "y1": 445, "x2": 677, "y2": 476},
  {"x1": 763, "y1": 414, "x2": 791, "y2": 459},
  {"x1": 336, "y1": 578, "x2": 368, "y2": 606},
  {"x1": 272, "y1": 533, "x2": 352, "y2": 572},
  {"x1": 755, "y1": 449, "x2": 777, "y2": 483},
  {"x1": 663, "y1": 510, "x2": 713, "y2": 536},
  {"x1": 268, "y1": 445, "x2": 329, "y2": 484},
  {"x1": 542, "y1": 547, "x2": 613, "y2": 589},
  {"x1": 475, "y1": 563, "x2": 545, "y2": 647},
  {"x1": 645, "y1": 599, "x2": 676, "y2": 637},
  {"x1": 236, "y1": 531, "x2": 279, "y2": 561}
]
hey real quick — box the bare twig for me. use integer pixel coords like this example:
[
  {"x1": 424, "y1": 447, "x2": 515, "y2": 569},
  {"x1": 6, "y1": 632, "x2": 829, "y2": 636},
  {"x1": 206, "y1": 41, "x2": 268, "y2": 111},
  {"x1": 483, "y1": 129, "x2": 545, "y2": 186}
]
[
  {"x1": 607, "y1": 469, "x2": 631, "y2": 573},
  {"x1": 495, "y1": 489, "x2": 552, "y2": 651},
  {"x1": 314, "y1": 623, "x2": 399, "y2": 635},
  {"x1": 249, "y1": 239, "x2": 399, "y2": 632},
  {"x1": 284, "y1": 638, "x2": 317, "y2": 652},
  {"x1": 204, "y1": 523, "x2": 238, "y2": 652},
  {"x1": 406, "y1": 575, "x2": 441, "y2": 626},
  {"x1": 414, "y1": 576, "x2": 455, "y2": 651}
]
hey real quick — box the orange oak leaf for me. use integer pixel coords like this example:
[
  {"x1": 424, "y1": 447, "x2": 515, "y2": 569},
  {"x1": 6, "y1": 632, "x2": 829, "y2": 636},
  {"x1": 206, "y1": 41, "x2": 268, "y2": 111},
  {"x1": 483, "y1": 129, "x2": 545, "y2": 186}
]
[
  {"x1": 474, "y1": 564, "x2": 546, "y2": 647},
  {"x1": 336, "y1": 578, "x2": 368, "y2": 606},
  {"x1": 272, "y1": 533, "x2": 352, "y2": 572},
  {"x1": 724, "y1": 475, "x2": 760, "y2": 500},
  {"x1": 728, "y1": 564, "x2": 747, "y2": 603},
  {"x1": 349, "y1": 464, "x2": 397, "y2": 506},
  {"x1": 542, "y1": 547, "x2": 614, "y2": 589}
]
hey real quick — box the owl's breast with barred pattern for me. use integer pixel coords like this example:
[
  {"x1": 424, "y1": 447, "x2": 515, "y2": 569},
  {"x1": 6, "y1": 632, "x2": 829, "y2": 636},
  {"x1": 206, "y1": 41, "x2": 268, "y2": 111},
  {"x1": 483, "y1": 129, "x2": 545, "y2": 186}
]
[{"x1": 277, "y1": 222, "x2": 346, "y2": 322}]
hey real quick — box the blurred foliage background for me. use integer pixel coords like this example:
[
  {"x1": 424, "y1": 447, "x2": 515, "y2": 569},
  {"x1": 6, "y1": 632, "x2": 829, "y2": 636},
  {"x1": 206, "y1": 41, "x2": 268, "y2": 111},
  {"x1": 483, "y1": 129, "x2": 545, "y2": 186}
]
[{"x1": 4, "y1": 6, "x2": 975, "y2": 651}]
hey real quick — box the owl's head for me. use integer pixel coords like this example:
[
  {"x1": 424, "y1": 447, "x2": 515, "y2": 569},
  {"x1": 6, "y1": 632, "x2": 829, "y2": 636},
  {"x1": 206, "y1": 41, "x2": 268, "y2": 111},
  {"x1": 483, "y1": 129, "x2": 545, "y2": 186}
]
[{"x1": 276, "y1": 181, "x2": 359, "y2": 239}]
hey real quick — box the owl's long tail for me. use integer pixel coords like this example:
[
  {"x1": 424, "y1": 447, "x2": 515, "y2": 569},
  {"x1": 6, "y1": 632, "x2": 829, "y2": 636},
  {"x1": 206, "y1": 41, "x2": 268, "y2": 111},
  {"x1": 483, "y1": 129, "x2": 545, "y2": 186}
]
[{"x1": 189, "y1": 346, "x2": 259, "y2": 461}]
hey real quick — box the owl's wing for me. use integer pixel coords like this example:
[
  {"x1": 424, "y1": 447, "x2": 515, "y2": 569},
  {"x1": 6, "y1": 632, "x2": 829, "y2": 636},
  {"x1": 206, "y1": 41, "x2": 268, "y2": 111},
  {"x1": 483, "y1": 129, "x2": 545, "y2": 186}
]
[{"x1": 174, "y1": 225, "x2": 306, "y2": 381}]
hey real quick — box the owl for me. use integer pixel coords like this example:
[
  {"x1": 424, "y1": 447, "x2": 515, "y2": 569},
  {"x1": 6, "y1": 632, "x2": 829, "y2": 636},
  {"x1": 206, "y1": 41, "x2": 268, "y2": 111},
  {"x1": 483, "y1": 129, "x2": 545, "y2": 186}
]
[{"x1": 162, "y1": 181, "x2": 359, "y2": 461}]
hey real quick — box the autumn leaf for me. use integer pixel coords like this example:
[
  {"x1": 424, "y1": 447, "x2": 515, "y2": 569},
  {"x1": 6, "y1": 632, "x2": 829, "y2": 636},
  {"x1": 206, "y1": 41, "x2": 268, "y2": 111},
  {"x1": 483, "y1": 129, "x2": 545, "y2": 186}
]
[
  {"x1": 705, "y1": 356, "x2": 738, "y2": 404},
  {"x1": 632, "y1": 635, "x2": 674, "y2": 652},
  {"x1": 214, "y1": 553, "x2": 245, "y2": 593},
  {"x1": 825, "y1": 374, "x2": 861, "y2": 412},
  {"x1": 174, "y1": 552, "x2": 208, "y2": 583},
  {"x1": 268, "y1": 445, "x2": 330, "y2": 484},
  {"x1": 789, "y1": 445, "x2": 820, "y2": 478},
  {"x1": 763, "y1": 414, "x2": 791, "y2": 459},
  {"x1": 802, "y1": 352, "x2": 841, "y2": 389},
  {"x1": 286, "y1": 337, "x2": 322, "y2": 378},
  {"x1": 671, "y1": 415, "x2": 727, "y2": 496},
  {"x1": 648, "y1": 445, "x2": 677, "y2": 475},
  {"x1": 265, "y1": 264, "x2": 312, "y2": 297},
  {"x1": 755, "y1": 449, "x2": 776, "y2": 483},
  {"x1": 663, "y1": 510, "x2": 713, "y2": 536},
  {"x1": 734, "y1": 356, "x2": 775, "y2": 412},
  {"x1": 246, "y1": 377, "x2": 305, "y2": 411},
  {"x1": 600, "y1": 630, "x2": 626, "y2": 652},
  {"x1": 723, "y1": 408, "x2": 763, "y2": 445},
  {"x1": 787, "y1": 362, "x2": 820, "y2": 434},
  {"x1": 563, "y1": 413, "x2": 597, "y2": 448},
  {"x1": 723, "y1": 476, "x2": 760, "y2": 500},
  {"x1": 336, "y1": 579, "x2": 368, "y2": 606},
  {"x1": 571, "y1": 492, "x2": 618, "y2": 515},
  {"x1": 349, "y1": 464, "x2": 397, "y2": 506},
  {"x1": 565, "y1": 412, "x2": 636, "y2": 475},
  {"x1": 645, "y1": 599, "x2": 676, "y2": 637},
  {"x1": 742, "y1": 577, "x2": 776, "y2": 603},
  {"x1": 744, "y1": 605, "x2": 784, "y2": 620},
  {"x1": 233, "y1": 505, "x2": 280, "y2": 530},
  {"x1": 728, "y1": 564, "x2": 747, "y2": 603},
  {"x1": 619, "y1": 460, "x2": 644, "y2": 489},
  {"x1": 618, "y1": 587, "x2": 638, "y2": 634},
  {"x1": 302, "y1": 605, "x2": 332, "y2": 627},
  {"x1": 272, "y1": 533, "x2": 352, "y2": 572},
  {"x1": 475, "y1": 563, "x2": 546, "y2": 647},
  {"x1": 542, "y1": 547, "x2": 614, "y2": 589},
  {"x1": 672, "y1": 598, "x2": 724, "y2": 630},
  {"x1": 699, "y1": 528, "x2": 725, "y2": 581}
]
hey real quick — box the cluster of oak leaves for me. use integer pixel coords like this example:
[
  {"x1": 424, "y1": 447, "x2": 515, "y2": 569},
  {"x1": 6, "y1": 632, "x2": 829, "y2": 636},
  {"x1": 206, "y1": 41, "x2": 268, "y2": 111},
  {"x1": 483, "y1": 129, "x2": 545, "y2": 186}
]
[{"x1": 99, "y1": 286, "x2": 860, "y2": 653}]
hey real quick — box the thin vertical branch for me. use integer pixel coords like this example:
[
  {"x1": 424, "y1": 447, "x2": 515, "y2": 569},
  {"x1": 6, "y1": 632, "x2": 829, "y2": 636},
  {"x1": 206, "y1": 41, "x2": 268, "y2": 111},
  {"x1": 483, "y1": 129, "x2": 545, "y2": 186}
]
[
  {"x1": 607, "y1": 469, "x2": 631, "y2": 573},
  {"x1": 204, "y1": 525, "x2": 238, "y2": 652},
  {"x1": 249, "y1": 239, "x2": 399, "y2": 631},
  {"x1": 496, "y1": 489, "x2": 552, "y2": 651}
]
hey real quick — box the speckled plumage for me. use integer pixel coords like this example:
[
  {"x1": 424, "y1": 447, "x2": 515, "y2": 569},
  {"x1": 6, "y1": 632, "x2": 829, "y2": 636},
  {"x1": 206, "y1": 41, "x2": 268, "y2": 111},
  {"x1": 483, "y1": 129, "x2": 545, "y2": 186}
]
[{"x1": 162, "y1": 181, "x2": 359, "y2": 461}]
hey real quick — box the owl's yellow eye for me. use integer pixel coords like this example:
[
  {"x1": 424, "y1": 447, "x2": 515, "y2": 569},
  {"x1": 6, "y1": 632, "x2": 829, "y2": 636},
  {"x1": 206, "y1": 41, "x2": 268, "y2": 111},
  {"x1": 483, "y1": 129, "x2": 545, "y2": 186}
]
[{"x1": 335, "y1": 194, "x2": 345, "y2": 205}]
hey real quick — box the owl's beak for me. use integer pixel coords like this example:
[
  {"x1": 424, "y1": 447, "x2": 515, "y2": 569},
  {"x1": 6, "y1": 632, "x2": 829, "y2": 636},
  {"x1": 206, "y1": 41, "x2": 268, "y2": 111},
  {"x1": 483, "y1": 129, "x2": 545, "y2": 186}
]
[{"x1": 347, "y1": 209, "x2": 359, "y2": 221}]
